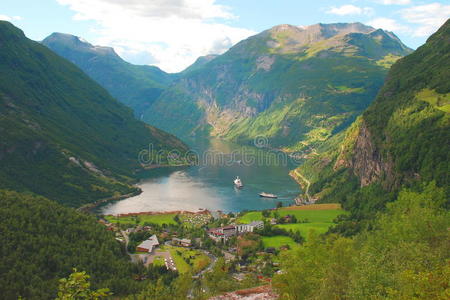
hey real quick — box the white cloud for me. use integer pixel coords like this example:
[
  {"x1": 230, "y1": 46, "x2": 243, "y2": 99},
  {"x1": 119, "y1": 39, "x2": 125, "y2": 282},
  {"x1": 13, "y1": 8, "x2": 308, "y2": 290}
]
[
  {"x1": 400, "y1": 3, "x2": 450, "y2": 37},
  {"x1": 326, "y1": 5, "x2": 374, "y2": 16},
  {"x1": 375, "y1": 0, "x2": 411, "y2": 5},
  {"x1": 0, "y1": 15, "x2": 22, "y2": 21},
  {"x1": 56, "y1": 0, "x2": 255, "y2": 72},
  {"x1": 367, "y1": 17, "x2": 410, "y2": 33}
]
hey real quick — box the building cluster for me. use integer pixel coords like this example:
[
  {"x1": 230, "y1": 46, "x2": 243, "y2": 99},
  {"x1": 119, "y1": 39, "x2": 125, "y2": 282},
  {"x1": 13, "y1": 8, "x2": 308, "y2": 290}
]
[
  {"x1": 208, "y1": 221, "x2": 264, "y2": 242},
  {"x1": 126, "y1": 225, "x2": 152, "y2": 233}
]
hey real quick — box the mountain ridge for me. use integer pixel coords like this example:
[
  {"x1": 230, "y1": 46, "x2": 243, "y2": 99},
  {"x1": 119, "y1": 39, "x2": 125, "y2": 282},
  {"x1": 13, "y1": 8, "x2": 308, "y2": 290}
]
[
  {"x1": 144, "y1": 22, "x2": 412, "y2": 151},
  {"x1": 292, "y1": 19, "x2": 450, "y2": 224},
  {"x1": 42, "y1": 32, "x2": 177, "y2": 118},
  {"x1": 0, "y1": 21, "x2": 188, "y2": 207}
]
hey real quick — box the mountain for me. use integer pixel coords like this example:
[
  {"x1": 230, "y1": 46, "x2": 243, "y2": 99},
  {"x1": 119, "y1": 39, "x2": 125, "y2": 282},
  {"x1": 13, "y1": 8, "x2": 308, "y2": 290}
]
[
  {"x1": 0, "y1": 21, "x2": 188, "y2": 207},
  {"x1": 42, "y1": 33, "x2": 177, "y2": 118},
  {"x1": 181, "y1": 54, "x2": 219, "y2": 74},
  {"x1": 292, "y1": 19, "x2": 450, "y2": 223},
  {"x1": 144, "y1": 22, "x2": 412, "y2": 151}
]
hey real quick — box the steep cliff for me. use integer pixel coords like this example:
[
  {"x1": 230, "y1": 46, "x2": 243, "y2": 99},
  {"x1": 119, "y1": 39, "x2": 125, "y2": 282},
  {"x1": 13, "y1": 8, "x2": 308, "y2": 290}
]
[{"x1": 294, "y1": 20, "x2": 450, "y2": 217}]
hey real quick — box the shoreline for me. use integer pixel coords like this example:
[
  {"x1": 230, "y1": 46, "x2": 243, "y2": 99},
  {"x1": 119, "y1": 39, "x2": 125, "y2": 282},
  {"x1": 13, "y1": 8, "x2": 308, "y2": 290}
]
[
  {"x1": 103, "y1": 209, "x2": 213, "y2": 217},
  {"x1": 77, "y1": 189, "x2": 143, "y2": 213},
  {"x1": 140, "y1": 163, "x2": 191, "y2": 170},
  {"x1": 80, "y1": 164, "x2": 192, "y2": 214}
]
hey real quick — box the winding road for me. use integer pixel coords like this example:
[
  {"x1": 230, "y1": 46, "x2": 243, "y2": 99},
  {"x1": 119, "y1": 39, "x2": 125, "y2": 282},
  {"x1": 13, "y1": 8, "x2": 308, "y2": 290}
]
[{"x1": 292, "y1": 170, "x2": 312, "y2": 202}]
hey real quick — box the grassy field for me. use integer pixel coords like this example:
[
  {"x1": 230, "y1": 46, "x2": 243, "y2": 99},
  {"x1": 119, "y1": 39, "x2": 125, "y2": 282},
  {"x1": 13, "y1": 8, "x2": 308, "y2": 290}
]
[
  {"x1": 169, "y1": 247, "x2": 190, "y2": 273},
  {"x1": 152, "y1": 256, "x2": 165, "y2": 267},
  {"x1": 276, "y1": 222, "x2": 332, "y2": 237},
  {"x1": 238, "y1": 211, "x2": 263, "y2": 224},
  {"x1": 262, "y1": 236, "x2": 298, "y2": 249},
  {"x1": 277, "y1": 208, "x2": 344, "y2": 223},
  {"x1": 238, "y1": 204, "x2": 345, "y2": 223},
  {"x1": 416, "y1": 88, "x2": 450, "y2": 113},
  {"x1": 104, "y1": 213, "x2": 178, "y2": 226},
  {"x1": 168, "y1": 246, "x2": 210, "y2": 274},
  {"x1": 238, "y1": 204, "x2": 347, "y2": 240}
]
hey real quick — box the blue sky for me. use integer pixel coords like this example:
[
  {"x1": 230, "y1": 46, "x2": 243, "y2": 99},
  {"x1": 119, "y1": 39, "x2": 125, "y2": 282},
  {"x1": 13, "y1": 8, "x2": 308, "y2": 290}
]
[{"x1": 1, "y1": 0, "x2": 449, "y2": 72}]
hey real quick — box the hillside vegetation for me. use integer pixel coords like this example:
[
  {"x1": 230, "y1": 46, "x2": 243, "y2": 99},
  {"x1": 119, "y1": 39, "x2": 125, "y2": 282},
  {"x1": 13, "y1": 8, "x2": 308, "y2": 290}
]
[
  {"x1": 274, "y1": 183, "x2": 450, "y2": 299},
  {"x1": 145, "y1": 23, "x2": 411, "y2": 151},
  {"x1": 42, "y1": 33, "x2": 177, "y2": 118},
  {"x1": 293, "y1": 19, "x2": 450, "y2": 229},
  {"x1": 0, "y1": 21, "x2": 188, "y2": 207},
  {"x1": 0, "y1": 191, "x2": 142, "y2": 299}
]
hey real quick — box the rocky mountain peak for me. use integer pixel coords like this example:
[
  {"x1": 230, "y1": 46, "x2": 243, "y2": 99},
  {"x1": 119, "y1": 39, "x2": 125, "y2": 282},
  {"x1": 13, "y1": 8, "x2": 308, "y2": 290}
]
[{"x1": 43, "y1": 32, "x2": 118, "y2": 58}]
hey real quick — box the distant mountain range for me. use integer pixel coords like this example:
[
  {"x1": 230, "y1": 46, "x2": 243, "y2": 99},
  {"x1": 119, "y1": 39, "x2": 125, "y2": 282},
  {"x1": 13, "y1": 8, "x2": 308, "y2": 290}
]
[
  {"x1": 42, "y1": 33, "x2": 178, "y2": 118},
  {"x1": 44, "y1": 22, "x2": 412, "y2": 152},
  {"x1": 0, "y1": 21, "x2": 188, "y2": 207}
]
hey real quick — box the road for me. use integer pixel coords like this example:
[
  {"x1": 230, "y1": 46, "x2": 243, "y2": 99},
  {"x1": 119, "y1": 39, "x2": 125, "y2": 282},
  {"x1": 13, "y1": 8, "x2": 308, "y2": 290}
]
[
  {"x1": 198, "y1": 250, "x2": 217, "y2": 277},
  {"x1": 292, "y1": 170, "x2": 312, "y2": 202}
]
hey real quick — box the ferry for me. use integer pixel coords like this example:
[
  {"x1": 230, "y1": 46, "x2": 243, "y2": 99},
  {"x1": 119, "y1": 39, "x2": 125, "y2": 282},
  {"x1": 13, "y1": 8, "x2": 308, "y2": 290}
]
[
  {"x1": 234, "y1": 176, "x2": 243, "y2": 188},
  {"x1": 259, "y1": 192, "x2": 278, "y2": 199}
]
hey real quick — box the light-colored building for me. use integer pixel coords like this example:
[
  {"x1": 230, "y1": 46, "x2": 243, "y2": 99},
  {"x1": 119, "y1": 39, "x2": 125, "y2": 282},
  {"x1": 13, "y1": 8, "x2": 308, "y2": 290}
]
[
  {"x1": 172, "y1": 237, "x2": 192, "y2": 247},
  {"x1": 209, "y1": 221, "x2": 265, "y2": 242},
  {"x1": 236, "y1": 221, "x2": 264, "y2": 233},
  {"x1": 136, "y1": 234, "x2": 159, "y2": 253}
]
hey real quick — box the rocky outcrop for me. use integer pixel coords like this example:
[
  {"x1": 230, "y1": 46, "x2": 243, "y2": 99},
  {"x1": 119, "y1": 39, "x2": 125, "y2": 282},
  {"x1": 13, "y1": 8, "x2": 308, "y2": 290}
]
[{"x1": 336, "y1": 120, "x2": 394, "y2": 187}]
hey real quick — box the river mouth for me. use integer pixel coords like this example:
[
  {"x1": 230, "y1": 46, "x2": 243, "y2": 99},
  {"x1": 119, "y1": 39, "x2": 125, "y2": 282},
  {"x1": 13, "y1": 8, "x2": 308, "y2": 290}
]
[{"x1": 97, "y1": 139, "x2": 301, "y2": 214}]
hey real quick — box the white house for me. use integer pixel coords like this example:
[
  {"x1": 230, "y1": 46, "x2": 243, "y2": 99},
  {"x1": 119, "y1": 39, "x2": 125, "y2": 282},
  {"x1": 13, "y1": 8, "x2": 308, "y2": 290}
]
[{"x1": 236, "y1": 221, "x2": 264, "y2": 233}]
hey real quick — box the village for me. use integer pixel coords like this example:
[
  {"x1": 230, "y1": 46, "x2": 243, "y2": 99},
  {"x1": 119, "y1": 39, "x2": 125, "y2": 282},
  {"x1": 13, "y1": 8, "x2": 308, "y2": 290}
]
[
  {"x1": 98, "y1": 203, "x2": 344, "y2": 285},
  {"x1": 99, "y1": 210, "x2": 266, "y2": 276}
]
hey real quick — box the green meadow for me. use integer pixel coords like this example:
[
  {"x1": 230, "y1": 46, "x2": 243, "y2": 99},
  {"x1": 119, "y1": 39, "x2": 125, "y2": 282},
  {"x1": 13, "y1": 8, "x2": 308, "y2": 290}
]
[
  {"x1": 104, "y1": 213, "x2": 178, "y2": 226},
  {"x1": 262, "y1": 236, "x2": 298, "y2": 249},
  {"x1": 168, "y1": 246, "x2": 210, "y2": 274},
  {"x1": 238, "y1": 204, "x2": 347, "y2": 241}
]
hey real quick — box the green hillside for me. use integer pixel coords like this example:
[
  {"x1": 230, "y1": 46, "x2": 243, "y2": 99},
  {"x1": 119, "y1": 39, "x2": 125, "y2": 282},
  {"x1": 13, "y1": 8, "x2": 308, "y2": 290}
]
[
  {"x1": 0, "y1": 21, "x2": 188, "y2": 207},
  {"x1": 42, "y1": 33, "x2": 177, "y2": 118},
  {"x1": 293, "y1": 19, "x2": 450, "y2": 225},
  {"x1": 0, "y1": 190, "x2": 142, "y2": 300},
  {"x1": 145, "y1": 23, "x2": 412, "y2": 151}
]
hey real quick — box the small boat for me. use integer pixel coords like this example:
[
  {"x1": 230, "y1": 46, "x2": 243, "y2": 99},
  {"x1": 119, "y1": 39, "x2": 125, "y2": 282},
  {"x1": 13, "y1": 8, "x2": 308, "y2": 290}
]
[
  {"x1": 234, "y1": 176, "x2": 243, "y2": 188},
  {"x1": 259, "y1": 192, "x2": 278, "y2": 199}
]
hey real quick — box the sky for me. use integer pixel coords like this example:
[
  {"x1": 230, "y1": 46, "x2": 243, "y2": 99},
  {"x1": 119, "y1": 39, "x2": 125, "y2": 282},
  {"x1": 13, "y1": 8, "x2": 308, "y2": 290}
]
[{"x1": 1, "y1": 0, "x2": 449, "y2": 72}]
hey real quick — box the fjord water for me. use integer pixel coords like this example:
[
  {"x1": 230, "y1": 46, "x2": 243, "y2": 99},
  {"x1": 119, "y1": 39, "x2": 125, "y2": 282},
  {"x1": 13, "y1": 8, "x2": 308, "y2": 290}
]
[{"x1": 99, "y1": 139, "x2": 301, "y2": 214}]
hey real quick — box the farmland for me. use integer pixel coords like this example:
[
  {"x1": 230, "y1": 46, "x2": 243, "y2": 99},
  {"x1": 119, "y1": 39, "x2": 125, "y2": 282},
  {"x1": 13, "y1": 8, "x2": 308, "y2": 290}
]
[
  {"x1": 104, "y1": 213, "x2": 178, "y2": 226},
  {"x1": 261, "y1": 236, "x2": 298, "y2": 249},
  {"x1": 238, "y1": 204, "x2": 347, "y2": 242}
]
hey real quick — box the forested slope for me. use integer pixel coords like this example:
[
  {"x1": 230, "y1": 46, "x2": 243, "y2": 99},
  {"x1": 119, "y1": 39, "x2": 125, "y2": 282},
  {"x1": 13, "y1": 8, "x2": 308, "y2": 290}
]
[
  {"x1": 293, "y1": 19, "x2": 449, "y2": 226},
  {"x1": 0, "y1": 191, "x2": 142, "y2": 299},
  {"x1": 0, "y1": 21, "x2": 188, "y2": 207}
]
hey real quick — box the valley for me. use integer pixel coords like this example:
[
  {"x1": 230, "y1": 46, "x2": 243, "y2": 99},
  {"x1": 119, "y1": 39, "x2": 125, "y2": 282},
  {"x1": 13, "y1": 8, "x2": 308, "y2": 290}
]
[{"x1": 0, "y1": 10, "x2": 448, "y2": 300}]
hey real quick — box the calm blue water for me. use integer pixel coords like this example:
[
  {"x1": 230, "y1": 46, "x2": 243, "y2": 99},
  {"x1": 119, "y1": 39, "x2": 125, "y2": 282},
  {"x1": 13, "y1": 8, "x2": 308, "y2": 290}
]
[{"x1": 98, "y1": 139, "x2": 301, "y2": 214}]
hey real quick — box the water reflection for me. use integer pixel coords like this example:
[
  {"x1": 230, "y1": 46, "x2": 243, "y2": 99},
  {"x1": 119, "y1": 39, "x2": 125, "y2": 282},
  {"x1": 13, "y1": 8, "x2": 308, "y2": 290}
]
[{"x1": 99, "y1": 139, "x2": 301, "y2": 214}]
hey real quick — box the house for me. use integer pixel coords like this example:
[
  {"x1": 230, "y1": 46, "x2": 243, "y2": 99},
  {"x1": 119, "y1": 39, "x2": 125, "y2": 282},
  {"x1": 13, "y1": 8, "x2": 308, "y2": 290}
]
[
  {"x1": 236, "y1": 221, "x2": 264, "y2": 233},
  {"x1": 208, "y1": 229, "x2": 225, "y2": 242},
  {"x1": 249, "y1": 221, "x2": 264, "y2": 230},
  {"x1": 180, "y1": 238, "x2": 192, "y2": 247},
  {"x1": 136, "y1": 234, "x2": 159, "y2": 253},
  {"x1": 222, "y1": 225, "x2": 237, "y2": 237},
  {"x1": 172, "y1": 237, "x2": 192, "y2": 247},
  {"x1": 208, "y1": 226, "x2": 238, "y2": 242}
]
